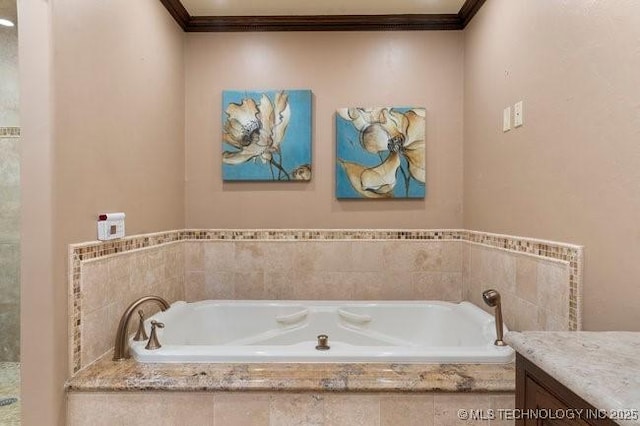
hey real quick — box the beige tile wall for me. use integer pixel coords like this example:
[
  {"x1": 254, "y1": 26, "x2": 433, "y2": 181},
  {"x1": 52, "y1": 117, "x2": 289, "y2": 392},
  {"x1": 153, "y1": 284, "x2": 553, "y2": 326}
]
[
  {"x1": 184, "y1": 241, "x2": 464, "y2": 301},
  {"x1": 75, "y1": 243, "x2": 184, "y2": 369},
  {"x1": 67, "y1": 391, "x2": 515, "y2": 426},
  {"x1": 463, "y1": 243, "x2": 571, "y2": 331},
  {"x1": 72, "y1": 230, "x2": 580, "y2": 372}
]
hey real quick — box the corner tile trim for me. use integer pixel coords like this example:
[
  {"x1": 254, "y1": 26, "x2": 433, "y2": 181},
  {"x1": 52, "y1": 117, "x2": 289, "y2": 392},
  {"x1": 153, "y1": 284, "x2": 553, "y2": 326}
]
[{"x1": 69, "y1": 229, "x2": 583, "y2": 374}]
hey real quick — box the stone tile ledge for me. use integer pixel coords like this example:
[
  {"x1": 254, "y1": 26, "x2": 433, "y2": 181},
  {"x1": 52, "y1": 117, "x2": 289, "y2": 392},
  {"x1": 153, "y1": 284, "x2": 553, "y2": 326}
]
[
  {"x1": 505, "y1": 331, "x2": 640, "y2": 426},
  {"x1": 65, "y1": 354, "x2": 515, "y2": 393}
]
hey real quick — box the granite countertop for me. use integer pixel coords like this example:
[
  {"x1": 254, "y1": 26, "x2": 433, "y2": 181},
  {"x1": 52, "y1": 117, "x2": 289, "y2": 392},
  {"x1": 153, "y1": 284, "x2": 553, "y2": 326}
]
[
  {"x1": 506, "y1": 331, "x2": 640, "y2": 425},
  {"x1": 65, "y1": 353, "x2": 514, "y2": 393}
]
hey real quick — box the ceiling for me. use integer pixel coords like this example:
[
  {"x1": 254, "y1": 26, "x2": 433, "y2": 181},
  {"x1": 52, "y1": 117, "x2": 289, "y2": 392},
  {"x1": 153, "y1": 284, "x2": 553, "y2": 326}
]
[
  {"x1": 160, "y1": 0, "x2": 486, "y2": 31},
  {"x1": 180, "y1": 0, "x2": 467, "y2": 17}
]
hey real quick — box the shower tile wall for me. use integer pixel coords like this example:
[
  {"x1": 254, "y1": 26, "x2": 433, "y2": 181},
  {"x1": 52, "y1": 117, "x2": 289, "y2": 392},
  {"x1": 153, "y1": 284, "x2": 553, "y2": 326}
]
[
  {"x1": 0, "y1": 5, "x2": 19, "y2": 128},
  {"x1": 0, "y1": 135, "x2": 19, "y2": 361},
  {"x1": 0, "y1": 0, "x2": 20, "y2": 363}
]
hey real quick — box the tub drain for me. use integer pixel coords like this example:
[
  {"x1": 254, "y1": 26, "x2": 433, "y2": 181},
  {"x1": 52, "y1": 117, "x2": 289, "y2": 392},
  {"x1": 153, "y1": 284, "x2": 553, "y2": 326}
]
[
  {"x1": 0, "y1": 397, "x2": 18, "y2": 407},
  {"x1": 316, "y1": 334, "x2": 330, "y2": 350}
]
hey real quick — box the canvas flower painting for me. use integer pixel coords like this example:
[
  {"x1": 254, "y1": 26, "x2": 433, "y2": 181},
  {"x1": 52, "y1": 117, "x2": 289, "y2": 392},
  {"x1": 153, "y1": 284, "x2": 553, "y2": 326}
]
[
  {"x1": 336, "y1": 107, "x2": 426, "y2": 199},
  {"x1": 222, "y1": 90, "x2": 312, "y2": 181}
]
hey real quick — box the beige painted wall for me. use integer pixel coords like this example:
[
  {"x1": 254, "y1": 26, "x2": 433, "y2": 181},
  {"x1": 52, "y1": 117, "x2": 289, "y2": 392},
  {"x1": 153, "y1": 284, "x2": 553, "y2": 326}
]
[
  {"x1": 18, "y1": 0, "x2": 57, "y2": 423},
  {"x1": 463, "y1": 0, "x2": 640, "y2": 331},
  {"x1": 185, "y1": 31, "x2": 464, "y2": 229},
  {"x1": 19, "y1": 0, "x2": 185, "y2": 424}
]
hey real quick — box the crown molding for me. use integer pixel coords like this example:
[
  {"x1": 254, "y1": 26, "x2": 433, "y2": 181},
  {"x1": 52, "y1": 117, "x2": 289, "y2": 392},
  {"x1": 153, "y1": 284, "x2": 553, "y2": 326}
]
[
  {"x1": 458, "y1": 0, "x2": 487, "y2": 27},
  {"x1": 159, "y1": 0, "x2": 486, "y2": 32}
]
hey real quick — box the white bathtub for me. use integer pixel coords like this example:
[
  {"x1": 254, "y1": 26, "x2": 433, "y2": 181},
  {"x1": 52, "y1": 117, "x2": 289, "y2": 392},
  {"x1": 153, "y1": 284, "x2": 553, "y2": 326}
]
[{"x1": 130, "y1": 300, "x2": 514, "y2": 364}]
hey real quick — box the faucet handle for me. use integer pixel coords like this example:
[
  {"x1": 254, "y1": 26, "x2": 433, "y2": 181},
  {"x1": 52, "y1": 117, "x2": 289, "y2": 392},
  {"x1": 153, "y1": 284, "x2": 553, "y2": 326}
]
[
  {"x1": 133, "y1": 310, "x2": 148, "y2": 341},
  {"x1": 145, "y1": 320, "x2": 165, "y2": 350}
]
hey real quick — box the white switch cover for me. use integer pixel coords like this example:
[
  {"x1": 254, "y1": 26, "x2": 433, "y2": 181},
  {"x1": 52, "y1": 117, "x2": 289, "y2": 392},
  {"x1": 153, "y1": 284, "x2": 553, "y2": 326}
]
[
  {"x1": 514, "y1": 101, "x2": 523, "y2": 127},
  {"x1": 503, "y1": 106, "x2": 511, "y2": 132}
]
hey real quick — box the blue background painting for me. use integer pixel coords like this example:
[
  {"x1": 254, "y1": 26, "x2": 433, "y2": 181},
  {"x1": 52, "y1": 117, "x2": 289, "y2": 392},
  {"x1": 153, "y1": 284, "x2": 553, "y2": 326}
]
[
  {"x1": 222, "y1": 90, "x2": 312, "y2": 181},
  {"x1": 335, "y1": 107, "x2": 426, "y2": 199}
]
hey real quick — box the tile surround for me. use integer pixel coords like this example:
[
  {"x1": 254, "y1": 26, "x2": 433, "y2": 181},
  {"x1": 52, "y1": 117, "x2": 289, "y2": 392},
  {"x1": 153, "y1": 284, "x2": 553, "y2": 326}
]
[
  {"x1": 466, "y1": 231, "x2": 582, "y2": 330},
  {"x1": 71, "y1": 241, "x2": 184, "y2": 374},
  {"x1": 66, "y1": 358, "x2": 513, "y2": 426},
  {"x1": 67, "y1": 391, "x2": 516, "y2": 426},
  {"x1": 463, "y1": 234, "x2": 581, "y2": 333},
  {"x1": 69, "y1": 229, "x2": 583, "y2": 374}
]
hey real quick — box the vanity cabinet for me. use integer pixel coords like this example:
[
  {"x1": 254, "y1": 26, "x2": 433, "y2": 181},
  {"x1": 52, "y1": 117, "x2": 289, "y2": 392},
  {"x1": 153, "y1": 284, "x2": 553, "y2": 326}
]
[{"x1": 515, "y1": 354, "x2": 617, "y2": 426}]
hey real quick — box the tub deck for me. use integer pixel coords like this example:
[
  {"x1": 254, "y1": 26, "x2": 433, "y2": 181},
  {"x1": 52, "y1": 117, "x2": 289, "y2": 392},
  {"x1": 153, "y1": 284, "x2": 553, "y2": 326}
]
[{"x1": 66, "y1": 352, "x2": 514, "y2": 393}]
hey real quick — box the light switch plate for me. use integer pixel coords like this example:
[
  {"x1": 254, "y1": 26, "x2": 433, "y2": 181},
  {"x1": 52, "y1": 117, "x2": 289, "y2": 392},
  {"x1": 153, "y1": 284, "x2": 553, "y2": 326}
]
[
  {"x1": 514, "y1": 101, "x2": 523, "y2": 127},
  {"x1": 503, "y1": 106, "x2": 511, "y2": 132}
]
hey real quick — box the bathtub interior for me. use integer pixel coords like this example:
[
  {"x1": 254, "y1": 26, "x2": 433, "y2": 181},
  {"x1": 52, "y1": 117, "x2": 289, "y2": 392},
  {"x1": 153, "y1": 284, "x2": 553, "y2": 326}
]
[
  {"x1": 130, "y1": 300, "x2": 514, "y2": 363},
  {"x1": 157, "y1": 302, "x2": 491, "y2": 346}
]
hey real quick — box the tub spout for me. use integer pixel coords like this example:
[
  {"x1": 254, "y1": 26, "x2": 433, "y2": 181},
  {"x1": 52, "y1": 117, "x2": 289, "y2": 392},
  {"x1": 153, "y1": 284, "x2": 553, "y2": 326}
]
[
  {"x1": 113, "y1": 295, "x2": 170, "y2": 361},
  {"x1": 481, "y1": 289, "x2": 507, "y2": 346}
]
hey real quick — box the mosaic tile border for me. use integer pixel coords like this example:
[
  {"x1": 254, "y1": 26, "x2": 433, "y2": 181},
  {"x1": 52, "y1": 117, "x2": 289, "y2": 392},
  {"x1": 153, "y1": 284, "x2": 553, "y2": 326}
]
[
  {"x1": 180, "y1": 229, "x2": 467, "y2": 241},
  {"x1": 0, "y1": 127, "x2": 20, "y2": 138},
  {"x1": 69, "y1": 229, "x2": 583, "y2": 374}
]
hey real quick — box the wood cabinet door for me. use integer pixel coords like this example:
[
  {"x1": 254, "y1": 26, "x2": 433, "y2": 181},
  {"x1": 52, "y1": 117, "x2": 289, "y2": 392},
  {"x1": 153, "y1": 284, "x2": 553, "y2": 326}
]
[
  {"x1": 524, "y1": 376, "x2": 591, "y2": 426},
  {"x1": 516, "y1": 353, "x2": 617, "y2": 426}
]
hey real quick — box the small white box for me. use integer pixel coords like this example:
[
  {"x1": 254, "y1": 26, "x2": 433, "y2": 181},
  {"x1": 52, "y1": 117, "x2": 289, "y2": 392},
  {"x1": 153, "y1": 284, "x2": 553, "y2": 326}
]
[{"x1": 97, "y1": 212, "x2": 126, "y2": 241}]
